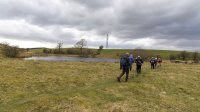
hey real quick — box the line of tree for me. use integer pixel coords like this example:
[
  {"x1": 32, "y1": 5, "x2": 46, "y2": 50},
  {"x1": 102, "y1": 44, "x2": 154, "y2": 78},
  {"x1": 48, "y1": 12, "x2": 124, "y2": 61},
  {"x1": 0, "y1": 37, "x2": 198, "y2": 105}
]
[
  {"x1": 43, "y1": 39, "x2": 104, "y2": 57},
  {"x1": 169, "y1": 51, "x2": 200, "y2": 63}
]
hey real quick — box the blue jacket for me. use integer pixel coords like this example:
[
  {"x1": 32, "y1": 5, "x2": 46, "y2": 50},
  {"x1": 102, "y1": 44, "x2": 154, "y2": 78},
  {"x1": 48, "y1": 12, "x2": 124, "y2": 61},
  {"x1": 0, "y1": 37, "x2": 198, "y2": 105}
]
[{"x1": 129, "y1": 55, "x2": 134, "y2": 65}]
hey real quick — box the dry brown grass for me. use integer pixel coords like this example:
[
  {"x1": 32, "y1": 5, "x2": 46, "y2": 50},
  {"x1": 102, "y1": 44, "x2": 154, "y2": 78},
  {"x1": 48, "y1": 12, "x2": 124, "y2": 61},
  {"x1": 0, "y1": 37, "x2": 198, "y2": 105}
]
[{"x1": 0, "y1": 58, "x2": 199, "y2": 112}]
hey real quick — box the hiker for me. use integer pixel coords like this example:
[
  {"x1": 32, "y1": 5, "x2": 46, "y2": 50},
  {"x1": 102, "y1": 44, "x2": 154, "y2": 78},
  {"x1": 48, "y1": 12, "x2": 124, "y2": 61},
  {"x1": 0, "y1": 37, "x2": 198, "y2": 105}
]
[
  {"x1": 135, "y1": 56, "x2": 143, "y2": 74},
  {"x1": 117, "y1": 53, "x2": 131, "y2": 82},
  {"x1": 129, "y1": 54, "x2": 134, "y2": 70},
  {"x1": 157, "y1": 57, "x2": 162, "y2": 66},
  {"x1": 150, "y1": 57, "x2": 155, "y2": 69},
  {"x1": 154, "y1": 57, "x2": 158, "y2": 67}
]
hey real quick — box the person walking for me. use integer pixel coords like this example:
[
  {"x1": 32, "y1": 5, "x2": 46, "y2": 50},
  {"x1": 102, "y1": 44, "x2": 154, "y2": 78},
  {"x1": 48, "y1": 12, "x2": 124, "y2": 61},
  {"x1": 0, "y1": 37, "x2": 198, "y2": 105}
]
[
  {"x1": 117, "y1": 53, "x2": 131, "y2": 82},
  {"x1": 154, "y1": 57, "x2": 158, "y2": 67},
  {"x1": 150, "y1": 57, "x2": 155, "y2": 69},
  {"x1": 135, "y1": 56, "x2": 143, "y2": 74},
  {"x1": 129, "y1": 54, "x2": 134, "y2": 70},
  {"x1": 157, "y1": 57, "x2": 162, "y2": 66}
]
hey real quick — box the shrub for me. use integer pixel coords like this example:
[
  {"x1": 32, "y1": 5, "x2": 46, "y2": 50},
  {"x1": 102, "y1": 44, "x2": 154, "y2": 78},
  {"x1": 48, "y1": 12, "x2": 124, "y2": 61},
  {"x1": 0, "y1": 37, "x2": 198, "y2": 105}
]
[
  {"x1": 53, "y1": 49, "x2": 60, "y2": 54},
  {"x1": 81, "y1": 49, "x2": 92, "y2": 57},
  {"x1": 49, "y1": 49, "x2": 53, "y2": 54},
  {"x1": 67, "y1": 48, "x2": 80, "y2": 54},
  {"x1": 0, "y1": 42, "x2": 19, "y2": 58},
  {"x1": 192, "y1": 51, "x2": 200, "y2": 63},
  {"x1": 179, "y1": 51, "x2": 190, "y2": 60},
  {"x1": 43, "y1": 48, "x2": 49, "y2": 54},
  {"x1": 169, "y1": 54, "x2": 176, "y2": 60}
]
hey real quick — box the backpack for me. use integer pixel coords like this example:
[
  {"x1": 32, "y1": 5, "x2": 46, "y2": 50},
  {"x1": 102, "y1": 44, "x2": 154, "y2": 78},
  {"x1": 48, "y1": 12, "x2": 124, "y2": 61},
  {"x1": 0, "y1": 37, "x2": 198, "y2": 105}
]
[
  {"x1": 120, "y1": 56, "x2": 127, "y2": 66},
  {"x1": 158, "y1": 58, "x2": 162, "y2": 63},
  {"x1": 136, "y1": 58, "x2": 142, "y2": 65},
  {"x1": 150, "y1": 59, "x2": 155, "y2": 64}
]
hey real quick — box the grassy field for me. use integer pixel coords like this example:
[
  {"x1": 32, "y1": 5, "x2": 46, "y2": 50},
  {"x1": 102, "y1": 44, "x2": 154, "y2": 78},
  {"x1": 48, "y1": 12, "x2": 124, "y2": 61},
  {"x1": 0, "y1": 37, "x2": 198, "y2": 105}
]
[
  {"x1": 98, "y1": 49, "x2": 181, "y2": 59},
  {"x1": 0, "y1": 58, "x2": 199, "y2": 112}
]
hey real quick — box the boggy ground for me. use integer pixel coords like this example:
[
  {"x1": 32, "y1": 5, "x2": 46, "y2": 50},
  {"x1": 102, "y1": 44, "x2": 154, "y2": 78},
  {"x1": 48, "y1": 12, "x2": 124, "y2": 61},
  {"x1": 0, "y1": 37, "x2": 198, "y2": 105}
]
[{"x1": 0, "y1": 58, "x2": 199, "y2": 112}]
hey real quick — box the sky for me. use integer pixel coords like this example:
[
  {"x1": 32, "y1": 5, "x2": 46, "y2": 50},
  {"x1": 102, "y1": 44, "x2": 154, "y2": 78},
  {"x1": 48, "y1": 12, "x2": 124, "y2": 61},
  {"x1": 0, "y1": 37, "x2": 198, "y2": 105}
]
[{"x1": 0, "y1": 0, "x2": 200, "y2": 51}]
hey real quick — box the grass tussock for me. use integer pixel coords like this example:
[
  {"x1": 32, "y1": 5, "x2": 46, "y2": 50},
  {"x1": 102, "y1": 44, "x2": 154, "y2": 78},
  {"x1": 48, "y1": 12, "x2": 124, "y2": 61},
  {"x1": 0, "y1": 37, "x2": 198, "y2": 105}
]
[{"x1": 0, "y1": 58, "x2": 200, "y2": 112}]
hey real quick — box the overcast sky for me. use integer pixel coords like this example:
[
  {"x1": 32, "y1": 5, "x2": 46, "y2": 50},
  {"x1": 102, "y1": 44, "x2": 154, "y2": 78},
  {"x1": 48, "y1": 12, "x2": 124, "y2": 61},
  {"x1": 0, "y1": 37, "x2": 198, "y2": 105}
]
[{"x1": 0, "y1": 0, "x2": 199, "y2": 51}]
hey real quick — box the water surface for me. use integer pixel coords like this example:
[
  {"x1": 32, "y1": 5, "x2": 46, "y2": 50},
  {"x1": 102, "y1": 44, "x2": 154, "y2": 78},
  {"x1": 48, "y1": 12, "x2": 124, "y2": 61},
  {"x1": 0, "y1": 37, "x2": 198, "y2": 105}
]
[{"x1": 24, "y1": 56, "x2": 118, "y2": 63}]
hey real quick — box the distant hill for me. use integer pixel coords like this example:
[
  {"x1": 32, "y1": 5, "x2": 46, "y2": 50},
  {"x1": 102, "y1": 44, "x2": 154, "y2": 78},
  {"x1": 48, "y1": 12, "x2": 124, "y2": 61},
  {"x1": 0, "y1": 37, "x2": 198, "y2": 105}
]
[{"x1": 98, "y1": 49, "x2": 182, "y2": 59}]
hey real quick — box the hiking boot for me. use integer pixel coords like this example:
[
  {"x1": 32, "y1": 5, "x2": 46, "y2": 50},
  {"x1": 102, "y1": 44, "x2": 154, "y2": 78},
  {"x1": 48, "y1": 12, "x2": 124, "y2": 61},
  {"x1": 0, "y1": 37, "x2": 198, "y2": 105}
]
[{"x1": 117, "y1": 77, "x2": 121, "y2": 82}]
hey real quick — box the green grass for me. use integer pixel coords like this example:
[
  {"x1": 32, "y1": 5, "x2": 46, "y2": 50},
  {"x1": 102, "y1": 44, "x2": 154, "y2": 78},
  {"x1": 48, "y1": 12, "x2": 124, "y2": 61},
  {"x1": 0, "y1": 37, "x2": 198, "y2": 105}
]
[
  {"x1": 0, "y1": 58, "x2": 199, "y2": 111},
  {"x1": 99, "y1": 49, "x2": 181, "y2": 59}
]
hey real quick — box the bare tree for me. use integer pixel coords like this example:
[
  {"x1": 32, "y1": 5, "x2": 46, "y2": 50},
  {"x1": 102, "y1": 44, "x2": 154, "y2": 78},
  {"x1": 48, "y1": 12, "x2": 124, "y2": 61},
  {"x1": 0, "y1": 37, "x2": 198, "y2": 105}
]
[
  {"x1": 75, "y1": 39, "x2": 87, "y2": 55},
  {"x1": 57, "y1": 42, "x2": 63, "y2": 54}
]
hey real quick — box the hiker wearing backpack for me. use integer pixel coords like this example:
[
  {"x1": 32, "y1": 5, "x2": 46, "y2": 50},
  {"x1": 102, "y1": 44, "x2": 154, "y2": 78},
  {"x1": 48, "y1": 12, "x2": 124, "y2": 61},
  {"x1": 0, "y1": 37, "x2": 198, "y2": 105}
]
[
  {"x1": 129, "y1": 54, "x2": 134, "y2": 69},
  {"x1": 154, "y1": 57, "x2": 158, "y2": 67},
  {"x1": 157, "y1": 57, "x2": 162, "y2": 66},
  {"x1": 117, "y1": 53, "x2": 131, "y2": 82},
  {"x1": 135, "y1": 56, "x2": 143, "y2": 74},
  {"x1": 150, "y1": 57, "x2": 155, "y2": 69}
]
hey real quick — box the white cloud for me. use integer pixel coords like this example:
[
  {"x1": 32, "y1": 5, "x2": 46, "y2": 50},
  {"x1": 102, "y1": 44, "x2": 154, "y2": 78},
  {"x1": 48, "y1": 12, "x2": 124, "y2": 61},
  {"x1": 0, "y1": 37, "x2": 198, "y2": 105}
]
[
  {"x1": 0, "y1": 0, "x2": 200, "y2": 50},
  {"x1": 0, "y1": 19, "x2": 56, "y2": 42}
]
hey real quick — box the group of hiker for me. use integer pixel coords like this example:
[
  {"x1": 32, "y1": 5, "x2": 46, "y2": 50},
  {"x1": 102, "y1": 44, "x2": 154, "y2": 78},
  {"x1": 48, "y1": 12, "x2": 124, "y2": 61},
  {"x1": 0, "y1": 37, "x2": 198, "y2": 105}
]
[
  {"x1": 149, "y1": 57, "x2": 162, "y2": 69},
  {"x1": 117, "y1": 53, "x2": 162, "y2": 82}
]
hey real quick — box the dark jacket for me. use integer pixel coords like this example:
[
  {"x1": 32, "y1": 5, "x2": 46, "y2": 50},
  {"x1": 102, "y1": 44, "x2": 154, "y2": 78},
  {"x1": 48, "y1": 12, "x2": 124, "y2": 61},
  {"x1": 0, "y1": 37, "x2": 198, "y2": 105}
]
[
  {"x1": 135, "y1": 58, "x2": 143, "y2": 66},
  {"x1": 120, "y1": 56, "x2": 131, "y2": 70},
  {"x1": 150, "y1": 58, "x2": 155, "y2": 64}
]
